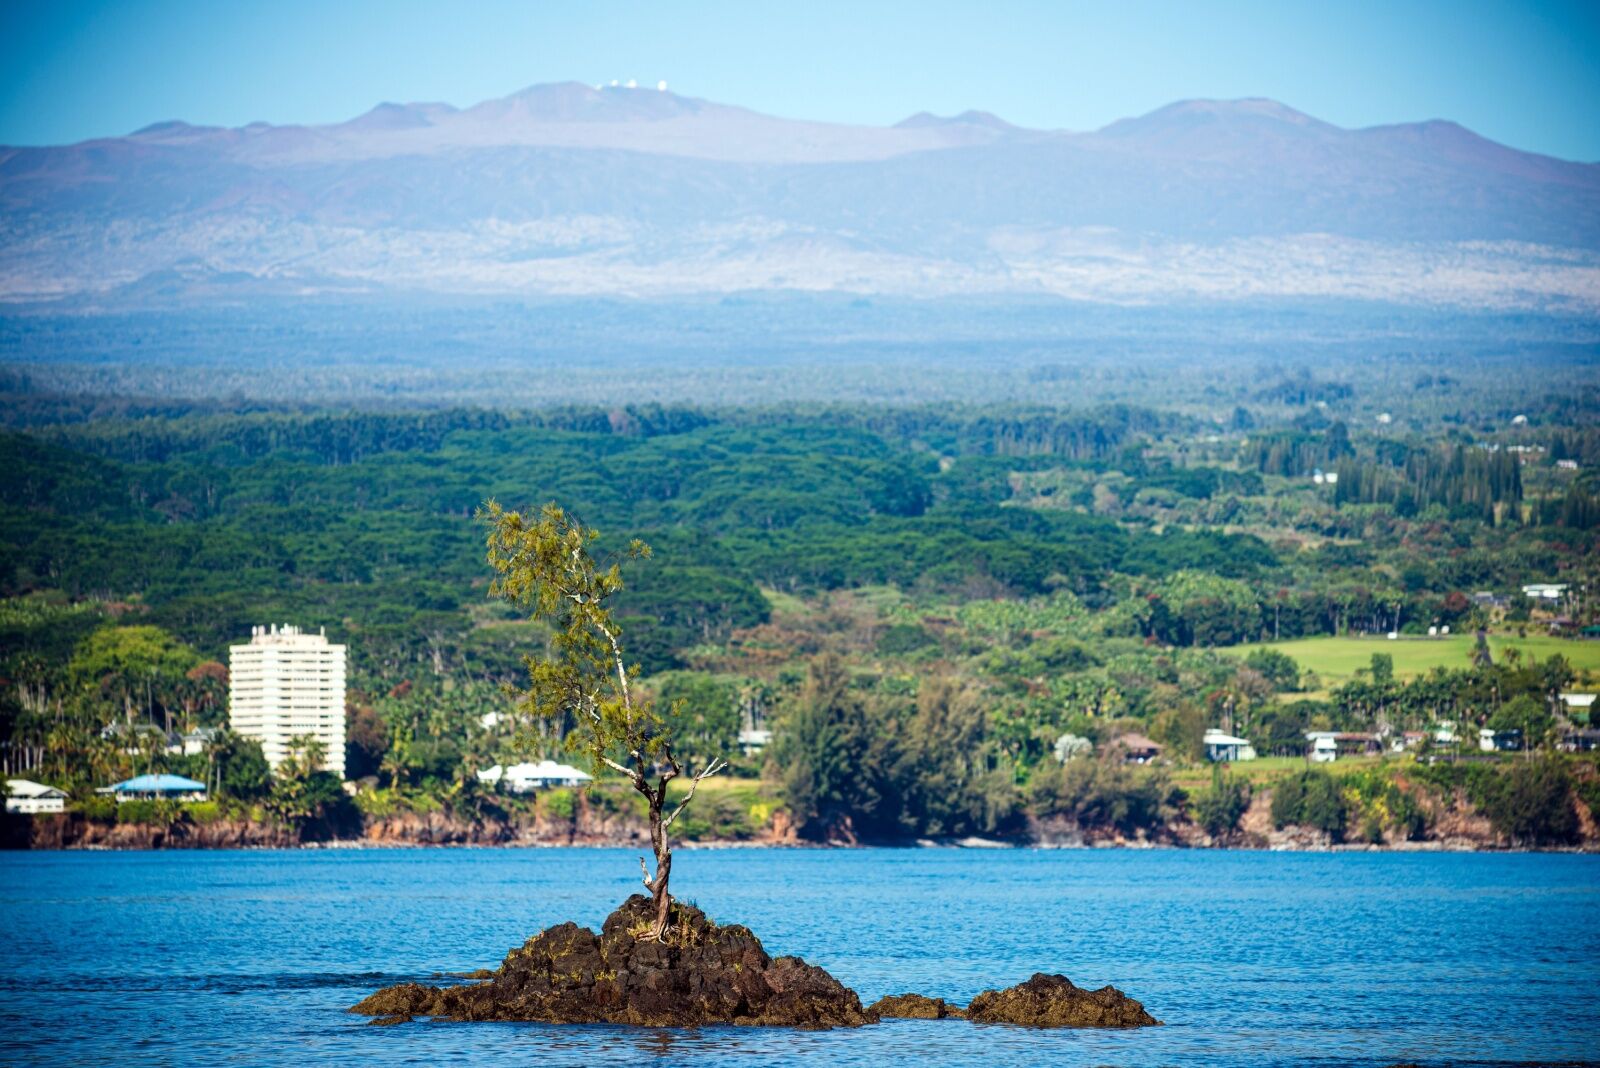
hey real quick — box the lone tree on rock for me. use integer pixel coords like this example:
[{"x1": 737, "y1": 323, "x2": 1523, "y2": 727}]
[{"x1": 481, "y1": 501, "x2": 725, "y2": 941}]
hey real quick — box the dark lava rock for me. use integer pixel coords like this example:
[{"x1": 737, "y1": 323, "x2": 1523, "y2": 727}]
[
  {"x1": 966, "y1": 972, "x2": 1159, "y2": 1028},
  {"x1": 868, "y1": 993, "x2": 966, "y2": 1019},
  {"x1": 350, "y1": 894, "x2": 874, "y2": 1029}
]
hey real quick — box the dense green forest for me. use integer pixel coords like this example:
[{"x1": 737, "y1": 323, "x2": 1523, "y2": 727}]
[{"x1": 3, "y1": 364, "x2": 1598, "y2": 846}]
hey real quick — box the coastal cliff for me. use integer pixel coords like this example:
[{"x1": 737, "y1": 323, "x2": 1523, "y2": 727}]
[{"x1": 7, "y1": 785, "x2": 1594, "y2": 851}]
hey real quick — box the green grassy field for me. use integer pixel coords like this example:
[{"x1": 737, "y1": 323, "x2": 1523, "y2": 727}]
[
  {"x1": 1222, "y1": 633, "x2": 1600, "y2": 685},
  {"x1": 1167, "y1": 754, "x2": 1404, "y2": 790}
]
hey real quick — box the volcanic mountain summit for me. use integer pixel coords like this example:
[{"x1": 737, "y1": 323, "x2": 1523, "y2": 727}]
[{"x1": 2, "y1": 83, "x2": 1596, "y2": 309}]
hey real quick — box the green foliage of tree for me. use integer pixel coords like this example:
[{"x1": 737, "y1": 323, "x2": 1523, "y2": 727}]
[
  {"x1": 1150, "y1": 702, "x2": 1209, "y2": 763},
  {"x1": 482, "y1": 501, "x2": 724, "y2": 940},
  {"x1": 1479, "y1": 757, "x2": 1579, "y2": 845},
  {"x1": 114, "y1": 799, "x2": 183, "y2": 828},
  {"x1": 652, "y1": 672, "x2": 742, "y2": 775},
  {"x1": 1193, "y1": 765, "x2": 1252, "y2": 838},
  {"x1": 876, "y1": 623, "x2": 937, "y2": 657},
  {"x1": 264, "y1": 736, "x2": 352, "y2": 834},
  {"x1": 211, "y1": 732, "x2": 271, "y2": 800},
  {"x1": 891, "y1": 678, "x2": 1022, "y2": 838},
  {"x1": 1489, "y1": 694, "x2": 1555, "y2": 751},
  {"x1": 1027, "y1": 757, "x2": 1179, "y2": 837},
  {"x1": 1270, "y1": 769, "x2": 1348, "y2": 840},
  {"x1": 1144, "y1": 570, "x2": 1262, "y2": 647},
  {"x1": 774, "y1": 655, "x2": 893, "y2": 840},
  {"x1": 1244, "y1": 648, "x2": 1300, "y2": 691},
  {"x1": 68, "y1": 625, "x2": 200, "y2": 715}
]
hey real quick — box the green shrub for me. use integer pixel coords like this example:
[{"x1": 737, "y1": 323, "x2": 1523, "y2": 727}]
[
  {"x1": 1479, "y1": 757, "x2": 1578, "y2": 846},
  {"x1": 73, "y1": 795, "x2": 116, "y2": 822},
  {"x1": 1411, "y1": 762, "x2": 1500, "y2": 810},
  {"x1": 876, "y1": 623, "x2": 936, "y2": 656},
  {"x1": 115, "y1": 799, "x2": 183, "y2": 827},
  {"x1": 353, "y1": 787, "x2": 403, "y2": 818},
  {"x1": 1192, "y1": 767, "x2": 1252, "y2": 837},
  {"x1": 1341, "y1": 767, "x2": 1428, "y2": 841},
  {"x1": 1270, "y1": 769, "x2": 1348, "y2": 840},
  {"x1": 1028, "y1": 758, "x2": 1178, "y2": 836},
  {"x1": 541, "y1": 788, "x2": 576, "y2": 821},
  {"x1": 183, "y1": 801, "x2": 223, "y2": 824},
  {"x1": 1575, "y1": 774, "x2": 1600, "y2": 820}
]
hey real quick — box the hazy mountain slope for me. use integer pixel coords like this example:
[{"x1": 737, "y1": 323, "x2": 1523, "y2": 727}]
[{"x1": 2, "y1": 84, "x2": 1597, "y2": 309}]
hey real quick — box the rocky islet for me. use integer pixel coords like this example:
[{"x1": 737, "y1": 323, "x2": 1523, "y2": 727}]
[{"x1": 351, "y1": 896, "x2": 1159, "y2": 1032}]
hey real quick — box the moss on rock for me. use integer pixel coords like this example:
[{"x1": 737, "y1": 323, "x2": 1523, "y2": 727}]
[
  {"x1": 966, "y1": 972, "x2": 1159, "y2": 1028},
  {"x1": 868, "y1": 993, "x2": 966, "y2": 1019}
]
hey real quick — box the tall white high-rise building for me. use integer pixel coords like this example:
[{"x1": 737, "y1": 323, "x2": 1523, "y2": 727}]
[{"x1": 229, "y1": 624, "x2": 347, "y2": 778}]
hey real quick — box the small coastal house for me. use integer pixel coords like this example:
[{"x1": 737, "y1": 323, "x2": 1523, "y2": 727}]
[
  {"x1": 478, "y1": 760, "x2": 593, "y2": 793},
  {"x1": 1203, "y1": 729, "x2": 1257, "y2": 762},
  {"x1": 1109, "y1": 733, "x2": 1163, "y2": 764},
  {"x1": 100, "y1": 722, "x2": 173, "y2": 754},
  {"x1": 1306, "y1": 730, "x2": 1384, "y2": 761},
  {"x1": 1520, "y1": 583, "x2": 1567, "y2": 601},
  {"x1": 1560, "y1": 693, "x2": 1595, "y2": 723},
  {"x1": 173, "y1": 727, "x2": 220, "y2": 756},
  {"x1": 5, "y1": 778, "x2": 68, "y2": 814},
  {"x1": 1478, "y1": 728, "x2": 1522, "y2": 753},
  {"x1": 1559, "y1": 729, "x2": 1600, "y2": 752},
  {"x1": 738, "y1": 728, "x2": 773, "y2": 755},
  {"x1": 98, "y1": 773, "x2": 208, "y2": 803}
]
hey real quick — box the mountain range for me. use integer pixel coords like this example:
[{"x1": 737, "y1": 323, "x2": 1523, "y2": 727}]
[{"x1": 2, "y1": 82, "x2": 1597, "y2": 310}]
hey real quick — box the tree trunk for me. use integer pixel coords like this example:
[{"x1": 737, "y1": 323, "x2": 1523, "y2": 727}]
[{"x1": 640, "y1": 777, "x2": 675, "y2": 940}]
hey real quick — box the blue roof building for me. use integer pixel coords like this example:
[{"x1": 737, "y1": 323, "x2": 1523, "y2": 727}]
[{"x1": 99, "y1": 774, "x2": 209, "y2": 802}]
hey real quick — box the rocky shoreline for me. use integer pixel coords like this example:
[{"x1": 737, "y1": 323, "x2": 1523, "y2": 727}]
[
  {"x1": 5, "y1": 809, "x2": 1595, "y2": 852},
  {"x1": 6, "y1": 790, "x2": 1595, "y2": 852}
]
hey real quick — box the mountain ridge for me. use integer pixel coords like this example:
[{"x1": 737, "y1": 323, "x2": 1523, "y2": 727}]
[{"x1": 2, "y1": 84, "x2": 1596, "y2": 310}]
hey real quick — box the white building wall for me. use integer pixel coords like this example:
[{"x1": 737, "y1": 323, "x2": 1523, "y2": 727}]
[{"x1": 229, "y1": 625, "x2": 346, "y2": 778}]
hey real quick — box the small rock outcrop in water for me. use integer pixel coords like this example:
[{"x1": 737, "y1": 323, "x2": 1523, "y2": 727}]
[
  {"x1": 350, "y1": 894, "x2": 873, "y2": 1029},
  {"x1": 966, "y1": 972, "x2": 1160, "y2": 1028},
  {"x1": 869, "y1": 992, "x2": 966, "y2": 1019}
]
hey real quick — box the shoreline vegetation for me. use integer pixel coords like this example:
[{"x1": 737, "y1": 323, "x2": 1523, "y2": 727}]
[
  {"x1": 8, "y1": 757, "x2": 1598, "y2": 852},
  {"x1": 5, "y1": 388, "x2": 1598, "y2": 864}
]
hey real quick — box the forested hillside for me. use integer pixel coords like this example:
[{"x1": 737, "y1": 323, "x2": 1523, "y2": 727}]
[{"x1": 3, "y1": 387, "x2": 1598, "y2": 847}]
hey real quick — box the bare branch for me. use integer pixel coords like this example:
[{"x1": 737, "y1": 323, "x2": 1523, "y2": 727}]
[
  {"x1": 663, "y1": 758, "x2": 728, "y2": 830},
  {"x1": 594, "y1": 620, "x2": 634, "y2": 712}
]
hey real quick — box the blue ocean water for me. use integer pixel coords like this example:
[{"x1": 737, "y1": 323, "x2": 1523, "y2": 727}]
[{"x1": 1, "y1": 847, "x2": 1596, "y2": 1067}]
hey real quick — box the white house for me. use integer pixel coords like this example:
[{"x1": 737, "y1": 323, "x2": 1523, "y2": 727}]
[
  {"x1": 1560, "y1": 693, "x2": 1595, "y2": 720},
  {"x1": 738, "y1": 728, "x2": 773, "y2": 755},
  {"x1": 1203, "y1": 729, "x2": 1257, "y2": 762},
  {"x1": 171, "y1": 727, "x2": 220, "y2": 756},
  {"x1": 5, "y1": 779, "x2": 67, "y2": 814},
  {"x1": 1521, "y1": 583, "x2": 1567, "y2": 601},
  {"x1": 1479, "y1": 728, "x2": 1522, "y2": 753},
  {"x1": 477, "y1": 760, "x2": 593, "y2": 793}
]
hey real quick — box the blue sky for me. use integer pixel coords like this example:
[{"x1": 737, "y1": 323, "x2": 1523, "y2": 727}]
[{"x1": 2, "y1": 0, "x2": 1597, "y2": 159}]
